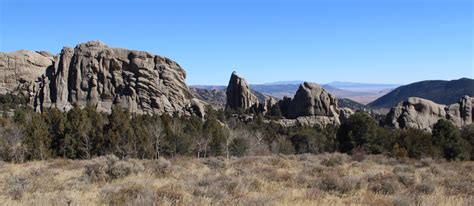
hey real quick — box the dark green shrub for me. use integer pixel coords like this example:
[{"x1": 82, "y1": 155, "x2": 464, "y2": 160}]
[
  {"x1": 460, "y1": 125, "x2": 474, "y2": 160},
  {"x1": 337, "y1": 112, "x2": 380, "y2": 154},
  {"x1": 432, "y1": 119, "x2": 470, "y2": 160},
  {"x1": 230, "y1": 137, "x2": 249, "y2": 157},
  {"x1": 396, "y1": 128, "x2": 439, "y2": 159}
]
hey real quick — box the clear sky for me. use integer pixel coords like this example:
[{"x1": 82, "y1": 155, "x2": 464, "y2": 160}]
[{"x1": 1, "y1": 0, "x2": 472, "y2": 85}]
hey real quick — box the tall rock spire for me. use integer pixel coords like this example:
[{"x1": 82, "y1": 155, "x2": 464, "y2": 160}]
[{"x1": 225, "y1": 71, "x2": 258, "y2": 111}]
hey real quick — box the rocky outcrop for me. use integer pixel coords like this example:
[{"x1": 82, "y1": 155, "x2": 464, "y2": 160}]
[
  {"x1": 286, "y1": 82, "x2": 339, "y2": 119},
  {"x1": 280, "y1": 82, "x2": 354, "y2": 125},
  {"x1": 0, "y1": 50, "x2": 54, "y2": 98},
  {"x1": 386, "y1": 96, "x2": 473, "y2": 132},
  {"x1": 225, "y1": 72, "x2": 259, "y2": 111},
  {"x1": 1, "y1": 41, "x2": 204, "y2": 117},
  {"x1": 338, "y1": 107, "x2": 355, "y2": 123},
  {"x1": 267, "y1": 116, "x2": 342, "y2": 128},
  {"x1": 224, "y1": 75, "x2": 354, "y2": 126}
]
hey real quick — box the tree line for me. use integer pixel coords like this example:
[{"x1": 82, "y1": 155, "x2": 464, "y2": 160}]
[{"x1": 0, "y1": 93, "x2": 472, "y2": 163}]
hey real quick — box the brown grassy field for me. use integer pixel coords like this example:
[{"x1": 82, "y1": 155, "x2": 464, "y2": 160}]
[{"x1": 0, "y1": 153, "x2": 472, "y2": 206}]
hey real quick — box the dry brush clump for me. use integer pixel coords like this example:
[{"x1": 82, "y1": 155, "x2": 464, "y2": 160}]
[
  {"x1": 0, "y1": 154, "x2": 472, "y2": 205},
  {"x1": 84, "y1": 155, "x2": 145, "y2": 182}
]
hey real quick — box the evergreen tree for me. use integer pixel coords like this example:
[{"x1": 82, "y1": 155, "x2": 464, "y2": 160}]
[
  {"x1": 460, "y1": 125, "x2": 474, "y2": 160},
  {"x1": 337, "y1": 112, "x2": 380, "y2": 154},
  {"x1": 203, "y1": 116, "x2": 227, "y2": 156},
  {"x1": 230, "y1": 137, "x2": 249, "y2": 157},
  {"x1": 63, "y1": 106, "x2": 91, "y2": 159},
  {"x1": 84, "y1": 105, "x2": 106, "y2": 157},
  {"x1": 43, "y1": 108, "x2": 66, "y2": 158},
  {"x1": 105, "y1": 106, "x2": 135, "y2": 158},
  {"x1": 432, "y1": 119, "x2": 470, "y2": 160},
  {"x1": 396, "y1": 128, "x2": 439, "y2": 159},
  {"x1": 23, "y1": 113, "x2": 52, "y2": 160}
]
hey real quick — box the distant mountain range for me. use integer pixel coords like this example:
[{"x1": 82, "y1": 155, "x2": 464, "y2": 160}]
[
  {"x1": 262, "y1": 80, "x2": 305, "y2": 85},
  {"x1": 191, "y1": 81, "x2": 399, "y2": 105},
  {"x1": 368, "y1": 78, "x2": 474, "y2": 108},
  {"x1": 326, "y1": 81, "x2": 401, "y2": 92},
  {"x1": 192, "y1": 78, "x2": 474, "y2": 111}
]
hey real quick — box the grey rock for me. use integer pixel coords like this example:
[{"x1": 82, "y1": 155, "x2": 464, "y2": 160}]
[
  {"x1": 266, "y1": 116, "x2": 341, "y2": 128},
  {"x1": 338, "y1": 107, "x2": 355, "y2": 123},
  {"x1": 386, "y1": 96, "x2": 473, "y2": 132},
  {"x1": 1, "y1": 41, "x2": 203, "y2": 117},
  {"x1": 220, "y1": 77, "x2": 354, "y2": 126},
  {"x1": 225, "y1": 71, "x2": 259, "y2": 111},
  {"x1": 287, "y1": 82, "x2": 339, "y2": 119},
  {"x1": 0, "y1": 50, "x2": 54, "y2": 102}
]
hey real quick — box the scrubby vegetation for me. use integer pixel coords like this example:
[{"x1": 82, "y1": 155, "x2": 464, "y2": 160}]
[
  {"x1": 0, "y1": 97, "x2": 473, "y2": 163},
  {"x1": 0, "y1": 154, "x2": 472, "y2": 205},
  {"x1": 0, "y1": 95, "x2": 473, "y2": 204}
]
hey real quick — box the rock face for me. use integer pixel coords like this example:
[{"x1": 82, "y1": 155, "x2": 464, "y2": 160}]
[
  {"x1": 225, "y1": 72, "x2": 259, "y2": 111},
  {"x1": 0, "y1": 50, "x2": 54, "y2": 96},
  {"x1": 386, "y1": 96, "x2": 473, "y2": 132},
  {"x1": 276, "y1": 82, "x2": 353, "y2": 126},
  {"x1": 1, "y1": 41, "x2": 204, "y2": 117},
  {"x1": 286, "y1": 82, "x2": 339, "y2": 119}
]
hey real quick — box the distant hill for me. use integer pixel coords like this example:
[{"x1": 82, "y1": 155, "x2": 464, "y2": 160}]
[
  {"x1": 338, "y1": 98, "x2": 368, "y2": 111},
  {"x1": 190, "y1": 87, "x2": 226, "y2": 109},
  {"x1": 250, "y1": 84, "x2": 299, "y2": 98},
  {"x1": 262, "y1": 80, "x2": 304, "y2": 85},
  {"x1": 326, "y1": 81, "x2": 401, "y2": 92},
  {"x1": 368, "y1": 78, "x2": 474, "y2": 108}
]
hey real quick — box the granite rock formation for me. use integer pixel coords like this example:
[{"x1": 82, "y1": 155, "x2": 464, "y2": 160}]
[
  {"x1": 386, "y1": 96, "x2": 473, "y2": 132},
  {"x1": 224, "y1": 73, "x2": 354, "y2": 126},
  {"x1": 225, "y1": 72, "x2": 259, "y2": 111},
  {"x1": 0, "y1": 41, "x2": 204, "y2": 117},
  {"x1": 277, "y1": 82, "x2": 353, "y2": 126},
  {"x1": 0, "y1": 50, "x2": 54, "y2": 99},
  {"x1": 286, "y1": 82, "x2": 339, "y2": 119}
]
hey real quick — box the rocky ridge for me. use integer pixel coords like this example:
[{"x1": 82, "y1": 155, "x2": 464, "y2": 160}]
[{"x1": 0, "y1": 41, "x2": 204, "y2": 117}]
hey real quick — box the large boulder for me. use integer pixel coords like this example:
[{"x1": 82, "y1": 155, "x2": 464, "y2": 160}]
[
  {"x1": 1, "y1": 41, "x2": 203, "y2": 117},
  {"x1": 386, "y1": 96, "x2": 473, "y2": 132},
  {"x1": 286, "y1": 82, "x2": 340, "y2": 119},
  {"x1": 272, "y1": 82, "x2": 352, "y2": 126},
  {"x1": 225, "y1": 71, "x2": 259, "y2": 111}
]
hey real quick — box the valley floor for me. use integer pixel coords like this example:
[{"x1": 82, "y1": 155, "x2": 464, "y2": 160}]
[{"x1": 0, "y1": 154, "x2": 472, "y2": 206}]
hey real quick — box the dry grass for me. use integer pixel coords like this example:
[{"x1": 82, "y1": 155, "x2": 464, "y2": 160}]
[{"x1": 0, "y1": 153, "x2": 472, "y2": 205}]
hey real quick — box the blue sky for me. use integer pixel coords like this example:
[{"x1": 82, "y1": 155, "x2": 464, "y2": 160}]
[{"x1": 1, "y1": 0, "x2": 472, "y2": 85}]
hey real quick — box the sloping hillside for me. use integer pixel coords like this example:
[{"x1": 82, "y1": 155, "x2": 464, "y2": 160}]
[
  {"x1": 338, "y1": 98, "x2": 368, "y2": 111},
  {"x1": 368, "y1": 78, "x2": 474, "y2": 108}
]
